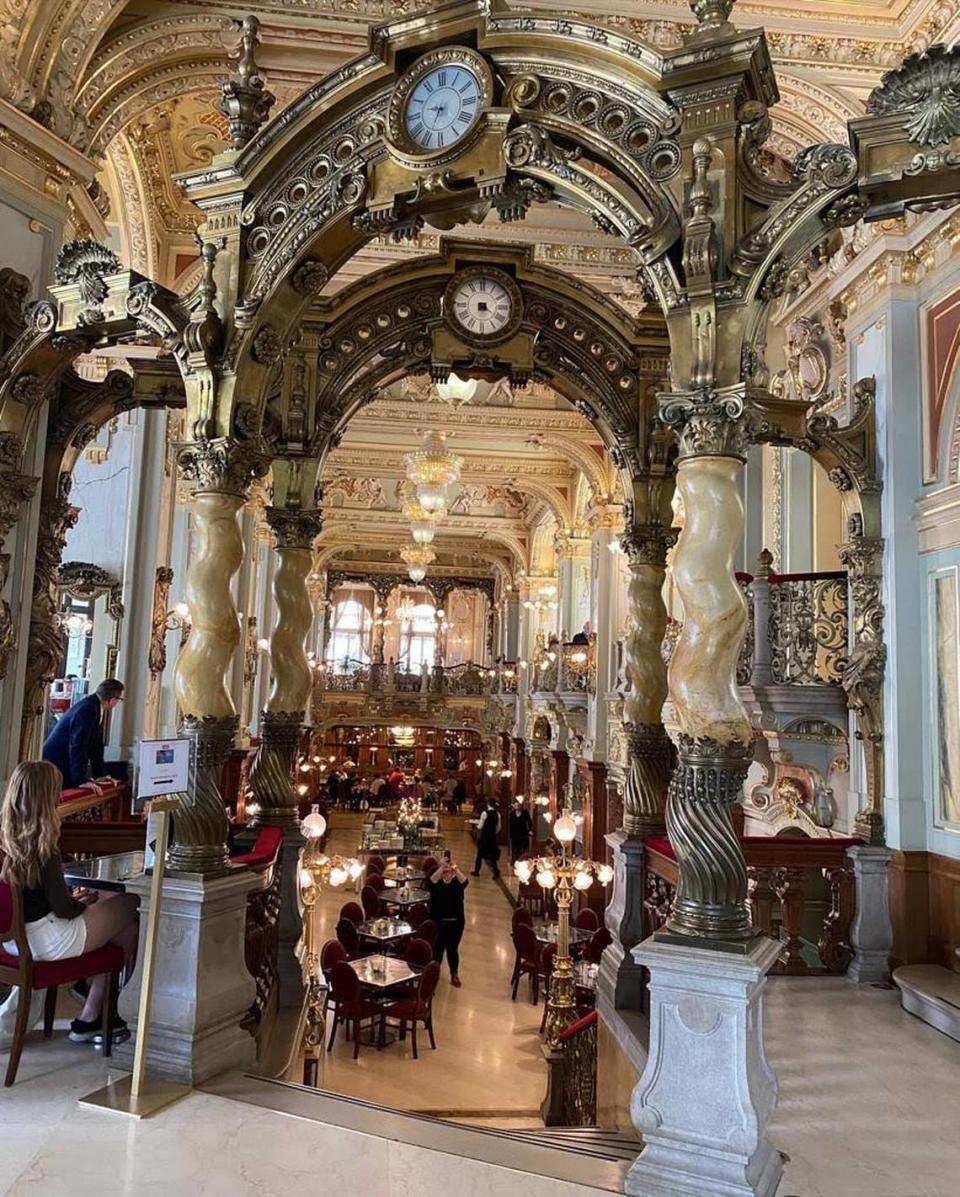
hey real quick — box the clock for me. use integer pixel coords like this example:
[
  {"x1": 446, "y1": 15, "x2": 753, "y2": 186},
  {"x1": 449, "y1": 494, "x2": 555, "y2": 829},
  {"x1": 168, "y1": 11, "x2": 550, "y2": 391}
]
[
  {"x1": 386, "y1": 47, "x2": 493, "y2": 162},
  {"x1": 443, "y1": 267, "x2": 523, "y2": 346},
  {"x1": 404, "y1": 65, "x2": 482, "y2": 151}
]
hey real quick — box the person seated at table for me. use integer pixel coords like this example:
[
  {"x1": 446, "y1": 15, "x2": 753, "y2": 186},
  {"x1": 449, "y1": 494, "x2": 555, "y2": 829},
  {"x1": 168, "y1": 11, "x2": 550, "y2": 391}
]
[
  {"x1": 41, "y1": 678, "x2": 124, "y2": 791},
  {"x1": 0, "y1": 761, "x2": 140, "y2": 1045},
  {"x1": 426, "y1": 851, "x2": 468, "y2": 988}
]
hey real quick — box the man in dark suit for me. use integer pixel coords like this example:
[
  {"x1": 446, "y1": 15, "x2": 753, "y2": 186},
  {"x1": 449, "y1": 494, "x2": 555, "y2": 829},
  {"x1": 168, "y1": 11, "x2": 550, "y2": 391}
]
[{"x1": 42, "y1": 678, "x2": 124, "y2": 788}]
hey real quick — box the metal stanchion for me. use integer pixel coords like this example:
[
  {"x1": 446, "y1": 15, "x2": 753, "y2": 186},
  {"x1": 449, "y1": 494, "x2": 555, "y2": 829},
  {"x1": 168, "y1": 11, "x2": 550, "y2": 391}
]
[{"x1": 80, "y1": 797, "x2": 190, "y2": 1118}]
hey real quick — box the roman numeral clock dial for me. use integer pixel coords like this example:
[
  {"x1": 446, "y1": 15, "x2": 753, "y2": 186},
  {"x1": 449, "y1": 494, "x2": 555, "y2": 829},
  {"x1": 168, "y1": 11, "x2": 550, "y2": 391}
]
[
  {"x1": 404, "y1": 65, "x2": 481, "y2": 151},
  {"x1": 444, "y1": 268, "x2": 522, "y2": 347}
]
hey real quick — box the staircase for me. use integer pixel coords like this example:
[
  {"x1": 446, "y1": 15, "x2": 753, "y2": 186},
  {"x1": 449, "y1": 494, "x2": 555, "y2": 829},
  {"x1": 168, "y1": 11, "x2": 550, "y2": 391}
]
[{"x1": 201, "y1": 1071, "x2": 640, "y2": 1193}]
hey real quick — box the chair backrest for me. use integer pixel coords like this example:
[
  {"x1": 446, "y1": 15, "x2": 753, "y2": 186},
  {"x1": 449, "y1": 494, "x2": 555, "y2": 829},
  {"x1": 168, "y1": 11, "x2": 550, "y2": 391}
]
[
  {"x1": 366, "y1": 873, "x2": 386, "y2": 893},
  {"x1": 541, "y1": 941, "x2": 557, "y2": 978},
  {"x1": 513, "y1": 921, "x2": 539, "y2": 959},
  {"x1": 335, "y1": 918, "x2": 360, "y2": 956},
  {"x1": 366, "y1": 855, "x2": 386, "y2": 874},
  {"x1": 339, "y1": 900, "x2": 363, "y2": 925},
  {"x1": 330, "y1": 959, "x2": 361, "y2": 1004},
  {"x1": 416, "y1": 960, "x2": 441, "y2": 1006},
  {"x1": 404, "y1": 937, "x2": 433, "y2": 968},
  {"x1": 587, "y1": 927, "x2": 613, "y2": 963},
  {"x1": 512, "y1": 906, "x2": 533, "y2": 929},
  {"x1": 422, "y1": 856, "x2": 439, "y2": 878},
  {"x1": 0, "y1": 879, "x2": 14, "y2": 940},
  {"x1": 360, "y1": 885, "x2": 380, "y2": 919},
  {"x1": 320, "y1": 938, "x2": 347, "y2": 979},
  {"x1": 406, "y1": 902, "x2": 428, "y2": 928},
  {"x1": 417, "y1": 918, "x2": 438, "y2": 947},
  {"x1": 575, "y1": 908, "x2": 600, "y2": 932},
  {"x1": 0, "y1": 878, "x2": 30, "y2": 980}
]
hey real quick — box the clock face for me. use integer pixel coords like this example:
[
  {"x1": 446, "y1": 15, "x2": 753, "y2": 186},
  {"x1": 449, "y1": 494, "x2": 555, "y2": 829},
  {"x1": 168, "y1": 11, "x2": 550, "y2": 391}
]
[
  {"x1": 451, "y1": 275, "x2": 513, "y2": 338},
  {"x1": 403, "y1": 65, "x2": 482, "y2": 152}
]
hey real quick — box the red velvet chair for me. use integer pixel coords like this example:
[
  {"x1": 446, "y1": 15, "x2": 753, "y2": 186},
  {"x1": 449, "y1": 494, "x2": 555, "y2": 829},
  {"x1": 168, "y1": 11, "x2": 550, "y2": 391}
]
[
  {"x1": 338, "y1": 901, "x2": 364, "y2": 925},
  {"x1": 585, "y1": 926, "x2": 613, "y2": 964},
  {"x1": 360, "y1": 885, "x2": 380, "y2": 921},
  {"x1": 0, "y1": 880, "x2": 124, "y2": 1087},
  {"x1": 512, "y1": 906, "x2": 533, "y2": 930},
  {"x1": 574, "y1": 908, "x2": 600, "y2": 933},
  {"x1": 510, "y1": 922, "x2": 542, "y2": 1004},
  {"x1": 366, "y1": 855, "x2": 387, "y2": 875},
  {"x1": 403, "y1": 938, "x2": 433, "y2": 969},
  {"x1": 416, "y1": 919, "x2": 438, "y2": 949},
  {"x1": 320, "y1": 939, "x2": 347, "y2": 1017},
  {"x1": 326, "y1": 961, "x2": 381, "y2": 1060},
  {"x1": 381, "y1": 961, "x2": 440, "y2": 1058},
  {"x1": 365, "y1": 873, "x2": 386, "y2": 894},
  {"x1": 335, "y1": 918, "x2": 362, "y2": 959},
  {"x1": 406, "y1": 903, "x2": 429, "y2": 929}
]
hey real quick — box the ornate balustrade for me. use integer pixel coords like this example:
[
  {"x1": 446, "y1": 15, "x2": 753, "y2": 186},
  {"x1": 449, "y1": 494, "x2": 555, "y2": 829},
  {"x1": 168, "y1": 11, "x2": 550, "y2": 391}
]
[
  {"x1": 541, "y1": 1009, "x2": 598, "y2": 1127},
  {"x1": 767, "y1": 572, "x2": 847, "y2": 686},
  {"x1": 314, "y1": 659, "x2": 493, "y2": 698},
  {"x1": 496, "y1": 662, "x2": 519, "y2": 695},
  {"x1": 643, "y1": 833, "x2": 860, "y2": 976},
  {"x1": 529, "y1": 642, "x2": 596, "y2": 697}
]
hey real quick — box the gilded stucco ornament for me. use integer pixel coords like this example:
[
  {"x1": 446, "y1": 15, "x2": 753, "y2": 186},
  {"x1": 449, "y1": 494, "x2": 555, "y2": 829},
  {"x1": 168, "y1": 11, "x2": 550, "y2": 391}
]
[
  {"x1": 291, "y1": 260, "x2": 330, "y2": 298},
  {"x1": 265, "y1": 506, "x2": 323, "y2": 550},
  {"x1": 52, "y1": 240, "x2": 121, "y2": 324},
  {"x1": 866, "y1": 45, "x2": 960, "y2": 147},
  {"x1": 660, "y1": 387, "x2": 755, "y2": 462},
  {"x1": 177, "y1": 437, "x2": 270, "y2": 498}
]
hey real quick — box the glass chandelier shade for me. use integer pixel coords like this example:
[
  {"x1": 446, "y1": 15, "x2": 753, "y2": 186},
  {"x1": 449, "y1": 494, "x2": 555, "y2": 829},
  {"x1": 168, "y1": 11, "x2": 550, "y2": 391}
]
[
  {"x1": 400, "y1": 542, "x2": 435, "y2": 583},
  {"x1": 405, "y1": 431, "x2": 462, "y2": 514}
]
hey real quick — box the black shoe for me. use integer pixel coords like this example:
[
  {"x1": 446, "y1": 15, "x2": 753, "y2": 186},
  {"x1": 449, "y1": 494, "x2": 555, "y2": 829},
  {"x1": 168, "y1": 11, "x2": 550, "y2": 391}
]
[
  {"x1": 69, "y1": 1016, "x2": 129, "y2": 1044},
  {"x1": 470, "y1": 871, "x2": 480, "y2": 877}
]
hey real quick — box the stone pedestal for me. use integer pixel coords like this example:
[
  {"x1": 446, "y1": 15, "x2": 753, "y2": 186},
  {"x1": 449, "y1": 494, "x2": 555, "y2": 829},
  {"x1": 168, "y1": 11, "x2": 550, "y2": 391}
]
[
  {"x1": 115, "y1": 868, "x2": 259, "y2": 1085},
  {"x1": 847, "y1": 844, "x2": 894, "y2": 983},
  {"x1": 627, "y1": 935, "x2": 783, "y2": 1197},
  {"x1": 601, "y1": 830, "x2": 648, "y2": 1011}
]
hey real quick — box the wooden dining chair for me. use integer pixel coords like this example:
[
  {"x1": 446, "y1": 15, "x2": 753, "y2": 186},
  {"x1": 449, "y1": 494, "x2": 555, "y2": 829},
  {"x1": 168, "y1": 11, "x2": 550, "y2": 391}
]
[
  {"x1": 360, "y1": 885, "x2": 381, "y2": 920},
  {"x1": 574, "y1": 908, "x2": 600, "y2": 933},
  {"x1": 381, "y1": 961, "x2": 440, "y2": 1059},
  {"x1": 406, "y1": 902, "x2": 429, "y2": 929},
  {"x1": 335, "y1": 918, "x2": 362, "y2": 959},
  {"x1": 0, "y1": 880, "x2": 125, "y2": 1087},
  {"x1": 366, "y1": 873, "x2": 387, "y2": 894},
  {"x1": 326, "y1": 961, "x2": 381, "y2": 1060},
  {"x1": 510, "y1": 922, "x2": 542, "y2": 1004}
]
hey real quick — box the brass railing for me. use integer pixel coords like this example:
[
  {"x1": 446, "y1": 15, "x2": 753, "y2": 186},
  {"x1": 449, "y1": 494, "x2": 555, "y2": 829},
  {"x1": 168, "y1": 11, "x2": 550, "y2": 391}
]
[
  {"x1": 643, "y1": 834, "x2": 859, "y2": 976},
  {"x1": 315, "y1": 659, "x2": 494, "y2": 697},
  {"x1": 542, "y1": 1009, "x2": 598, "y2": 1127}
]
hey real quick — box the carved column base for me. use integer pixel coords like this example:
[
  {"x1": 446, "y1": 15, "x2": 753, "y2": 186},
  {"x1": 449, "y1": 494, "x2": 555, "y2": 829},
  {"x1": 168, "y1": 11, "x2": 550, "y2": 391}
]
[
  {"x1": 600, "y1": 830, "x2": 649, "y2": 1012},
  {"x1": 659, "y1": 735, "x2": 755, "y2": 953},
  {"x1": 847, "y1": 844, "x2": 894, "y2": 983},
  {"x1": 627, "y1": 935, "x2": 783, "y2": 1197},
  {"x1": 167, "y1": 715, "x2": 236, "y2": 874},
  {"x1": 249, "y1": 709, "x2": 304, "y2": 828},
  {"x1": 624, "y1": 723, "x2": 674, "y2": 837}
]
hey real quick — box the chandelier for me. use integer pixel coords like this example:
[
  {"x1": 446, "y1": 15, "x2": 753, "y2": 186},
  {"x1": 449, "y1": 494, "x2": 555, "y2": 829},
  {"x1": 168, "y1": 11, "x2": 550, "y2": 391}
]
[
  {"x1": 404, "y1": 431, "x2": 462, "y2": 514},
  {"x1": 434, "y1": 372, "x2": 478, "y2": 408},
  {"x1": 399, "y1": 542, "x2": 435, "y2": 583},
  {"x1": 402, "y1": 495, "x2": 441, "y2": 546},
  {"x1": 391, "y1": 725, "x2": 416, "y2": 747}
]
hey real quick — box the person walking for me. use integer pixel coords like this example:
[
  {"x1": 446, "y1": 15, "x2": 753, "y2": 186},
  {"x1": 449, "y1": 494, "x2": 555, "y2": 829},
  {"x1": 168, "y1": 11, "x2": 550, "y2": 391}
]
[
  {"x1": 426, "y1": 852, "x2": 468, "y2": 987},
  {"x1": 509, "y1": 799, "x2": 533, "y2": 863},
  {"x1": 471, "y1": 798, "x2": 501, "y2": 879}
]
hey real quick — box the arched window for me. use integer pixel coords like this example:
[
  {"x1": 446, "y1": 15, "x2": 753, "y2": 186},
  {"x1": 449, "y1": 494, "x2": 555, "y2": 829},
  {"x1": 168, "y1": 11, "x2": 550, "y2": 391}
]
[
  {"x1": 327, "y1": 596, "x2": 372, "y2": 671},
  {"x1": 399, "y1": 602, "x2": 436, "y2": 672}
]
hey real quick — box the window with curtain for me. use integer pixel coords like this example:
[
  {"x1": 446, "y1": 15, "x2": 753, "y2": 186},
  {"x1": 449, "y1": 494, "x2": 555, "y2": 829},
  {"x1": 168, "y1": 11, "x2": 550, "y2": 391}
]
[
  {"x1": 327, "y1": 588, "x2": 373, "y2": 671},
  {"x1": 399, "y1": 601, "x2": 436, "y2": 671}
]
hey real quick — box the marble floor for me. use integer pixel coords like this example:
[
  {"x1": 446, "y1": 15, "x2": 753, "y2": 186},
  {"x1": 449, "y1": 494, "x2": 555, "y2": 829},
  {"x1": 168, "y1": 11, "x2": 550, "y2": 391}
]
[{"x1": 309, "y1": 812, "x2": 546, "y2": 1121}]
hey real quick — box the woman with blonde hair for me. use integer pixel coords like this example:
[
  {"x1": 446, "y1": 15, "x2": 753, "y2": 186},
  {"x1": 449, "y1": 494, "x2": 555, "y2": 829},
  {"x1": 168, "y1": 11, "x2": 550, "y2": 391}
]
[{"x1": 0, "y1": 760, "x2": 139, "y2": 1044}]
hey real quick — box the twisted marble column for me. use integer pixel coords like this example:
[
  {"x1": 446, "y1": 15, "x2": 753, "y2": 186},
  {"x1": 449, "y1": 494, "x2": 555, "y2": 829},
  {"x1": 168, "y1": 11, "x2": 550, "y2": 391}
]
[
  {"x1": 249, "y1": 507, "x2": 322, "y2": 827},
  {"x1": 171, "y1": 438, "x2": 267, "y2": 872},
  {"x1": 658, "y1": 391, "x2": 755, "y2": 948},
  {"x1": 620, "y1": 523, "x2": 676, "y2": 837}
]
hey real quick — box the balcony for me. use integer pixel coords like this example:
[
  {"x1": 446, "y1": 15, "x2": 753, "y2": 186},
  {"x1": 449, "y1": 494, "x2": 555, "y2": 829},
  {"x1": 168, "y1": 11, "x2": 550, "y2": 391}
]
[
  {"x1": 315, "y1": 658, "x2": 496, "y2": 698},
  {"x1": 529, "y1": 641, "x2": 597, "y2": 703}
]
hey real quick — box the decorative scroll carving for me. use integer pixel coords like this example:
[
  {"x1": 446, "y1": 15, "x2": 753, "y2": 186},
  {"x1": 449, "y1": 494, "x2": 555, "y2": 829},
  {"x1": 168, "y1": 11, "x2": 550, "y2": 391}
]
[
  {"x1": 219, "y1": 16, "x2": 275, "y2": 150},
  {"x1": 838, "y1": 521, "x2": 886, "y2": 845},
  {"x1": 866, "y1": 46, "x2": 960, "y2": 148},
  {"x1": 148, "y1": 566, "x2": 175, "y2": 678},
  {"x1": 58, "y1": 561, "x2": 123, "y2": 621},
  {"x1": 661, "y1": 735, "x2": 753, "y2": 947},
  {"x1": 53, "y1": 240, "x2": 121, "y2": 323},
  {"x1": 177, "y1": 436, "x2": 269, "y2": 498},
  {"x1": 660, "y1": 387, "x2": 755, "y2": 462}
]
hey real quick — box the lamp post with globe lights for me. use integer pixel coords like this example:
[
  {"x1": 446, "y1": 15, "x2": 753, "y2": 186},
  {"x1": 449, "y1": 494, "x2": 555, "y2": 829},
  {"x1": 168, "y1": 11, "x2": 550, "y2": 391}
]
[{"x1": 514, "y1": 812, "x2": 613, "y2": 1048}]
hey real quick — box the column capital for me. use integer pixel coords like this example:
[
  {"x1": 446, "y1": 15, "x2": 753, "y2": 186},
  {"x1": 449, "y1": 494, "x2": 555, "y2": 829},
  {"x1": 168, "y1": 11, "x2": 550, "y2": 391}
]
[
  {"x1": 177, "y1": 436, "x2": 269, "y2": 499},
  {"x1": 659, "y1": 386, "x2": 755, "y2": 462},
  {"x1": 264, "y1": 506, "x2": 323, "y2": 549},
  {"x1": 620, "y1": 522, "x2": 677, "y2": 568}
]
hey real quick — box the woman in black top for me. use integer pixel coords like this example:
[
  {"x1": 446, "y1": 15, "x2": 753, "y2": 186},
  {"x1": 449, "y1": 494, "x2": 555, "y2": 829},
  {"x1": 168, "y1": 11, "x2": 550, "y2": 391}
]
[
  {"x1": 0, "y1": 761, "x2": 140, "y2": 1044},
  {"x1": 426, "y1": 854, "x2": 468, "y2": 987}
]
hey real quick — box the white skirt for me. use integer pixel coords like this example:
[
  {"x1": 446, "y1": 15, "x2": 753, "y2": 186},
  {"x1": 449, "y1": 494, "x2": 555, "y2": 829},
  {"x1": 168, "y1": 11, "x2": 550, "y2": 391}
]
[{"x1": 3, "y1": 911, "x2": 87, "y2": 961}]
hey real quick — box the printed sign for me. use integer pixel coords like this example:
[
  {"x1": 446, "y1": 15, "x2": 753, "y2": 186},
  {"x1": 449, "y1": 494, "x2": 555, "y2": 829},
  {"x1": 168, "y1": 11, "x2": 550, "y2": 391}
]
[{"x1": 137, "y1": 738, "x2": 190, "y2": 800}]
